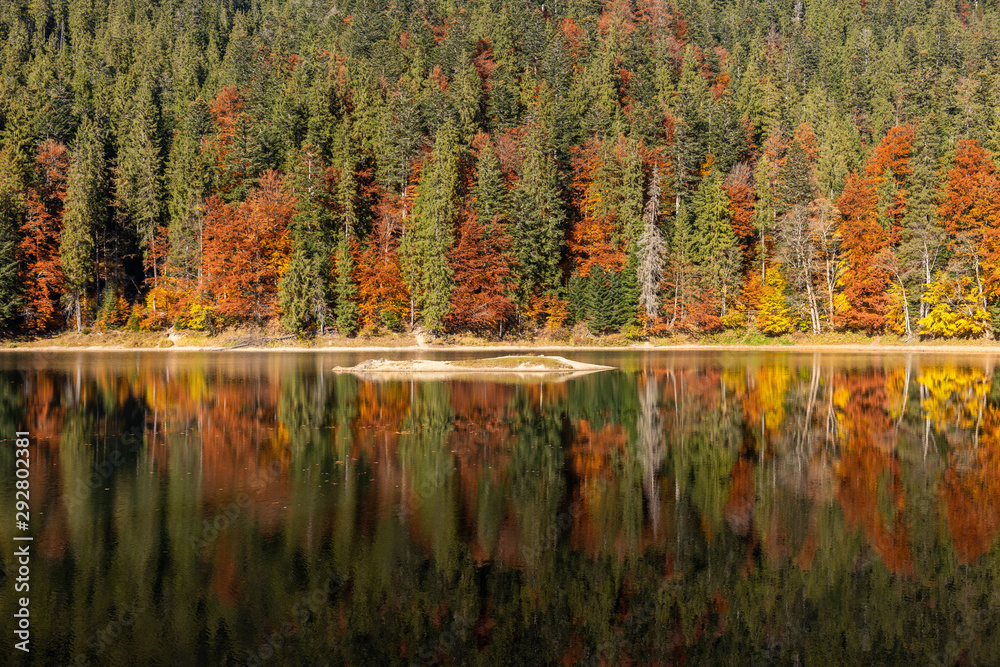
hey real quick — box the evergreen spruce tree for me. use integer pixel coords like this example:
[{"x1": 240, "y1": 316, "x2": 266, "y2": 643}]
[
  {"x1": 166, "y1": 99, "x2": 211, "y2": 283},
  {"x1": 61, "y1": 117, "x2": 107, "y2": 331},
  {"x1": 619, "y1": 253, "x2": 640, "y2": 329},
  {"x1": 400, "y1": 119, "x2": 460, "y2": 333},
  {"x1": 279, "y1": 241, "x2": 315, "y2": 335},
  {"x1": 474, "y1": 140, "x2": 507, "y2": 227},
  {"x1": 620, "y1": 138, "x2": 645, "y2": 249},
  {"x1": 0, "y1": 148, "x2": 25, "y2": 327},
  {"x1": 334, "y1": 240, "x2": 358, "y2": 336},
  {"x1": 776, "y1": 138, "x2": 816, "y2": 214},
  {"x1": 510, "y1": 121, "x2": 565, "y2": 304},
  {"x1": 692, "y1": 170, "x2": 738, "y2": 267},
  {"x1": 588, "y1": 265, "x2": 618, "y2": 334},
  {"x1": 693, "y1": 169, "x2": 741, "y2": 314},
  {"x1": 672, "y1": 46, "x2": 710, "y2": 208},
  {"x1": 567, "y1": 274, "x2": 588, "y2": 325},
  {"x1": 753, "y1": 154, "x2": 777, "y2": 280},
  {"x1": 899, "y1": 118, "x2": 947, "y2": 322},
  {"x1": 286, "y1": 144, "x2": 335, "y2": 333},
  {"x1": 119, "y1": 83, "x2": 165, "y2": 291}
]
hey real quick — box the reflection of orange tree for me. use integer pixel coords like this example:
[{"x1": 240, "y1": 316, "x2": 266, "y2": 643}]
[
  {"x1": 940, "y1": 406, "x2": 1000, "y2": 564},
  {"x1": 449, "y1": 384, "x2": 514, "y2": 485},
  {"x1": 352, "y1": 381, "x2": 410, "y2": 519},
  {"x1": 568, "y1": 419, "x2": 626, "y2": 559},
  {"x1": 832, "y1": 370, "x2": 914, "y2": 575},
  {"x1": 26, "y1": 373, "x2": 69, "y2": 560},
  {"x1": 142, "y1": 366, "x2": 291, "y2": 516}
]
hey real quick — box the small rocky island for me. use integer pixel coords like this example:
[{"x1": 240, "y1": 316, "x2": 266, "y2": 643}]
[{"x1": 333, "y1": 355, "x2": 613, "y2": 374}]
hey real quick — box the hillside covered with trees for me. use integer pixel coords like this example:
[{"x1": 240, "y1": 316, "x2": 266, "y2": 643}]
[{"x1": 1, "y1": 0, "x2": 1000, "y2": 339}]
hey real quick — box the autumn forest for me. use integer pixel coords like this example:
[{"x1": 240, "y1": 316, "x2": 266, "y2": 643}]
[{"x1": 2, "y1": 0, "x2": 1000, "y2": 338}]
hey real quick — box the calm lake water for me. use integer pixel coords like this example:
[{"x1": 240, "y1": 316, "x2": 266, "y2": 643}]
[{"x1": 2, "y1": 349, "x2": 1000, "y2": 665}]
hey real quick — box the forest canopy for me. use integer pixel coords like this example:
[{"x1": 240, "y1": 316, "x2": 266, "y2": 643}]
[{"x1": 1, "y1": 0, "x2": 1000, "y2": 338}]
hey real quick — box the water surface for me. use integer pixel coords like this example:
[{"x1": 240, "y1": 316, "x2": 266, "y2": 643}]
[{"x1": 2, "y1": 349, "x2": 1000, "y2": 665}]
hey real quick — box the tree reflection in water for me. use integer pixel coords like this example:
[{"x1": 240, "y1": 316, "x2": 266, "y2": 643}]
[{"x1": 1, "y1": 351, "x2": 999, "y2": 665}]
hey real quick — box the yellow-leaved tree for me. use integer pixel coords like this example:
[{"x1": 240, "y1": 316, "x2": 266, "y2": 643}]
[
  {"x1": 757, "y1": 267, "x2": 793, "y2": 335},
  {"x1": 917, "y1": 273, "x2": 990, "y2": 338}
]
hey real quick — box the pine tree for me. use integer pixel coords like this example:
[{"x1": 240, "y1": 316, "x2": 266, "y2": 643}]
[
  {"x1": 587, "y1": 265, "x2": 619, "y2": 334},
  {"x1": 619, "y1": 138, "x2": 644, "y2": 249},
  {"x1": 619, "y1": 252, "x2": 640, "y2": 329},
  {"x1": 776, "y1": 137, "x2": 816, "y2": 214},
  {"x1": 510, "y1": 121, "x2": 565, "y2": 305},
  {"x1": 286, "y1": 145, "x2": 335, "y2": 333},
  {"x1": 474, "y1": 138, "x2": 507, "y2": 227},
  {"x1": 119, "y1": 82, "x2": 165, "y2": 295},
  {"x1": 0, "y1": 148, "x2": 25, "y2": 327},
  {"x1": 166, "y1": 98, "x2": 212, "y2": 285},
  {"x1": 692, "y1": 169, "x2": 741, "y2": 317},
  {"x1": 334, "y1": 239, "x2": 358, "y2": 336},
  {"x1": 753, "y1": 154, "x2": 777, "y2": 280},
  {"x1": 672, "y1": 45, "x2": 710, "y2": 208},
  {"x1": 400, "y1": 119, "x2": 460, "y2": 333},
  {"x1": 61, "y1": 117, "x2": 107, "y2": 331},
  {"x1": 279, "y1": 241, "x2": 315, "y2": 335},
  {"x1": 899, "y1": 119, "x2": 946, "y2": 322}
]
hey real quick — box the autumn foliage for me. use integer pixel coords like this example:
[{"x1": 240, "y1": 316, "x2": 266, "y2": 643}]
[
  {"x1": 202, "y1": 171, "x2": 294, "y2": 324},
  {"x1": 835, "y1": 172, "x2": 891, "y2": 331},
  {"x1": 445, "y1": 211, "x2": 517, "y2": 334},
  {"x1": 19, "y1": 141, "x2": 69, "y2": 330}
]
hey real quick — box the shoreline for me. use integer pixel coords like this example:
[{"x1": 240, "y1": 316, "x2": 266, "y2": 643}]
[
  {"x1": 5, "y1": 328, "x2": 1000, "y2": 355},
  {"x1": 7, "y1": 341, "x2": 1000, "y2": 355}
]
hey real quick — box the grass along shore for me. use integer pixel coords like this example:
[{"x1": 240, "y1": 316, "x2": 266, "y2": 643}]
[{"x1": 6, "y1": 326, "x2": 1000, "y2": 354}]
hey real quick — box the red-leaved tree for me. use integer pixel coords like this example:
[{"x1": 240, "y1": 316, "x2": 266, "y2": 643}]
[
  {"x1": 445, "y1": 210, "x2": 517, "y2": 335},
  {"x1": 203, "y1": 170, "x2": 293, "y2": 324},
  {"x1": 20, "y1": 140, "x2": 69, "y2": 330},
  {"x1": 836, "y1": 171, "x2": 891, "y2": 331}
]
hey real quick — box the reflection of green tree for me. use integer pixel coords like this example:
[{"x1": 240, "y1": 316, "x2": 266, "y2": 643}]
[
  {"x1": 399, "y1": 381, "x2": 458, "y2": 573},
  {"x1": 7, "y1": 356, "x2": 1000, "y2": 664}
]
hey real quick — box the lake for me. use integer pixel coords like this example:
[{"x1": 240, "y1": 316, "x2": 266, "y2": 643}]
[{"x1": 1, "y1": 349, "x2": 999, "y2": 665}]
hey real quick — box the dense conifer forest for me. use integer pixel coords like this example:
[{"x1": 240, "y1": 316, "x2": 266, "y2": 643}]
[{"x1": 1, "y1": 0, "x2": 1000, "y2": 338}]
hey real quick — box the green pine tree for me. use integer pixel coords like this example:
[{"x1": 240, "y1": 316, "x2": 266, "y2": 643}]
[
  {"x1": 279, "y1": 242, "x2": 316, "y2": 335},
  {"x1": 61, "y1": 117, "x2": 107, "y2": 331},
  {"x1": 776, "y1": 138, "x2": 816, "y2": 214},
  {"x1": 510, "y1": 121, "x2": 565, "y2": 305},
  {"x1": 334, "y1": 240, "x2": 358, "y2": 336},
  {"x1": 0, "y1": 148, "x2": 25, "y2": 327},
  {"x1": 618, "y1": 253, "x2": 641, "y2": 329},
  {"x1": 400, "y1": 119, "x2": 459, "y2": 333},
  {"x1": 474, "y1": 139, "x2": 507, "y2": 227}
]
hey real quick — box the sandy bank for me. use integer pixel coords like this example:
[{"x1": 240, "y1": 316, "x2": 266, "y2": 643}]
[{"x1": 332, "y1": 355, "x2": 615, "y2": 374}]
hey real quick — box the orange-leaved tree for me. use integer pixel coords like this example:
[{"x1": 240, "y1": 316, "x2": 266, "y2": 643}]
[
  {"x1": 835, "y1": 171, "x2": 891, "y2": 331},
  {"x1": 203, "y1": 170, "x2": 293, "y2": 324},
  {"x1": 939, "y1": 139, "x2": 1000, "y2": 300},
  {"x1": 356, "y1": 189, "x2": 409, "y2": 330},
  {"x1": 445, "y1": 210, "x2": 517, "y2": 335},
  {"x1": 568, "y1": 137, "x2": 626, "y2": 277},
  {"x1": 20, "y1": 140, "x2": 69, "y2": 330},
  {"x1": 724, "y1": 162, "x2": 756, "y2": 257},
  {"x1": 865, "y1": 124, "x2": 914, "y2": 236}
]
